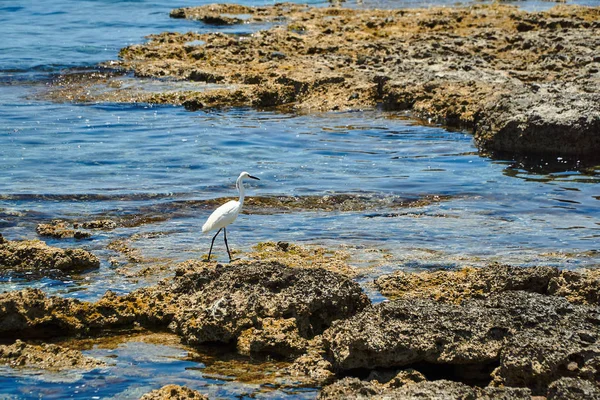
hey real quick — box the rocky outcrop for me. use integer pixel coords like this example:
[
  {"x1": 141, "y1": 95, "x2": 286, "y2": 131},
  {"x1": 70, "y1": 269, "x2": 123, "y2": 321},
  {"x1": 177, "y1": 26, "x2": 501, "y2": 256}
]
[
  {"x1": 45, "y1": 4, "x2": 600, "y2": 155},
  {"x1": 0, "y1": 237, "x2": 100, "y2": 274},
  {"x1": 0, "y1": 340, "x2": 105, "y2": 370},
  {"x1": 320, "y1": 291, "x2": 599, "y2": 395}
]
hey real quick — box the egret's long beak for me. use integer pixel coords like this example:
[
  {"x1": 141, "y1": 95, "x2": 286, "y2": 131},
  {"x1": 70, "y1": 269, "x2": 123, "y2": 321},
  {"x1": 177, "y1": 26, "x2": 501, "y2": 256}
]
[{"x1": 248, "y1": 175, "x2": 260, "y2": 180}]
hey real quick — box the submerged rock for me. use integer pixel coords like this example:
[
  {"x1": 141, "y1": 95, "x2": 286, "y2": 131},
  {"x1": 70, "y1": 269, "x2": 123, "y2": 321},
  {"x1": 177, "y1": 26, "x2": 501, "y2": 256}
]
[
  {"x1": 0, "y1": 339, "x2": 105, "y2": 371},
  {"x1": 0, "y1": 238, "x2": 100, "y2": 274},
  {"x1": 139, "y1": 384, "x2": 208, "y2": 400}
]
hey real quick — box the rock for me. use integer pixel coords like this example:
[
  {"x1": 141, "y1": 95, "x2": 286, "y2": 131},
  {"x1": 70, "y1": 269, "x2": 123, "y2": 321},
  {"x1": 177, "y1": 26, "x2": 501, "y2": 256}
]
[
  {"x1": 322, "y1": 291, "x2": 600, "y2": 395},
  {"x1": 319, "y1": 378, "x2": 532, "y2": 399},
  {"x1": 475, "y1": 86, "x2": 600, "y2": 156},
  {"x1": 547, "y1": 377, "x2": 600, "y2": 400},
  {"x1": 139, "y1": 384, "x2": 207, "y2": 400},
  {"x1": 375, "y1": 264, "x2": 559, "y2": 303},
  {"x1": 0, "y1": 238, "x2": 100, "y2": 274},
  {"x1": 170, "y1": 261, "x2": 370, "y2": 346},
  {"x1": 0, "y1": 339, "x2": 105, "y2": 370}
]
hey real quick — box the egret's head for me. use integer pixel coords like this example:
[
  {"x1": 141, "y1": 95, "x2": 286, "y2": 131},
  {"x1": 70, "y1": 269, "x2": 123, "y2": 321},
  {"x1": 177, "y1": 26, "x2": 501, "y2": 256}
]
[{"x1": 239, "y1": 171, "x2": 260, "y2": 181}]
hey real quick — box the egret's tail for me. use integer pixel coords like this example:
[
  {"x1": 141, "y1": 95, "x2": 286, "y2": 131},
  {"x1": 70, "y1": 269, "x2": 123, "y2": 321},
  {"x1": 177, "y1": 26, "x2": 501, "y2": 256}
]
[{"x1": 202, "y1": 222, "x2": 210, "y2": 234}]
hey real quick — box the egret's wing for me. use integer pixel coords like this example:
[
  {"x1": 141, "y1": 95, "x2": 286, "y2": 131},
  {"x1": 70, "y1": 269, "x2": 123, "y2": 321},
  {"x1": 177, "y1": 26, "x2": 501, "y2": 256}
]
[{"x1": 202, "y1": 200, "x2": 240, "y2": 233}]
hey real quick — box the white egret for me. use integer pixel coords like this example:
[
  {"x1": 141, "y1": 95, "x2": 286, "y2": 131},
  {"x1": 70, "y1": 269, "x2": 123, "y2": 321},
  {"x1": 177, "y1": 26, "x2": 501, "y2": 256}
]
[{"x1": 202, "y1": 171, "x2": 260, "y2": 262}]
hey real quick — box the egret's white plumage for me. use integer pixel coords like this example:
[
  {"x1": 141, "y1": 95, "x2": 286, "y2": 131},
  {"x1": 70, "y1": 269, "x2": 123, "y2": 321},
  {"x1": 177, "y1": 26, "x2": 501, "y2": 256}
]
[{"x1": 203, "y1": 171, "x2": 260, "y2": 261}]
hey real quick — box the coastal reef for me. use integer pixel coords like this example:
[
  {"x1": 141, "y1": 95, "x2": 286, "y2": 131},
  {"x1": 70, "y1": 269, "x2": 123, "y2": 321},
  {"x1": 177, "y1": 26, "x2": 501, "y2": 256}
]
[
  {"x1": 45, "y1": 3, "x2": 600, "y2": 155},
  {"x1": 1, "y1": 254, "x2": 600, "y2": 398}
]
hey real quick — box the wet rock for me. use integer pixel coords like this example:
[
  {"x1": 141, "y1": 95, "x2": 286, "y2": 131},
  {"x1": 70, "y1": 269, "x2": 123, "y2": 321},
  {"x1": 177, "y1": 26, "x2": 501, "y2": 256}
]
[
  {"x1": 139, "y1": 384, "x2": 208, "y2": 400},
  {"x1": 36, "y1": 220, "x2": 91, "y2": 239},
  {"x1": 0, "y1": 238, "x2": 100, "y2": 273},
  {"x1": 0, "y1": 259, "x2": 368, "y2": 363},
  {"x1": 236, "y1": 317, "x2": 308, "y2": 358},
  {"x1": 170, "y1": 261, "x2": 370, "y2": 347},
  {"x1": 77, "y1": 219, "x2": 117, "y2": 230},
  {"x1": 0, "y1": 289, "x2": 93, "y2": 337},
  {"x1": 322, "y1": 291, "x2": 600, "y2": 395},
  {"x1": 547, "y1": 377, "x2": 600, "y2": 400},
  {"x1": 375, "y1": 264, "x2": 559, "y2": 303},
  {"x1": 0, "y1": 339, "x2": 105, "y2": 370}
]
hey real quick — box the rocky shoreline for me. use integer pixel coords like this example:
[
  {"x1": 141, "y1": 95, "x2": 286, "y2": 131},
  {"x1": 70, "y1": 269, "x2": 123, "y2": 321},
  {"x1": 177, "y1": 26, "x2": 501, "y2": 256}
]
[
  {"x1": 44, "y1": 3, "x2": 600, "y2": 156},
  {"x1": 1, "y1": 234, "x2": 599, "y2": 398}
]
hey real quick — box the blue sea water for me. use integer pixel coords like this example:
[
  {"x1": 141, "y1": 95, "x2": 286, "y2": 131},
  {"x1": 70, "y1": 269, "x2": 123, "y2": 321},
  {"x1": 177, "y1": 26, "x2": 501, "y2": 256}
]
[{"x1": 0, "y1": 0, "x2": 599, "y2": 398}]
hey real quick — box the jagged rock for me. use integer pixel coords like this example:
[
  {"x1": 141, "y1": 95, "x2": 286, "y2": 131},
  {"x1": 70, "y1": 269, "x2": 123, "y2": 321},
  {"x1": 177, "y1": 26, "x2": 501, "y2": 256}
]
[
  {"x1": 0, "y1": 238, "x2": 99, "y2": 274},
  {"x1": 77, "y1": 219, "x2": 117, "y2": 230},
  {"x1": 139, "y1": 384, "x2": 207, "y2": 400},
  {"x1": 287, "y1": 336, "x2": 336, "y2": 386},
  {"x1": 0, "y1": 339, "x2": 105, "y2": 370},
  {"x1": 170, "y1": 261, "x2": 370, "y2": 346}
]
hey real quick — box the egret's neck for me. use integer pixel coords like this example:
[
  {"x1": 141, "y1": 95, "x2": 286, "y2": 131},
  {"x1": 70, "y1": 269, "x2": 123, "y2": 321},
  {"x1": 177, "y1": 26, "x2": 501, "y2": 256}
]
[{"x1": 237, "y1": 177, "x2": 246, "y2": 205}]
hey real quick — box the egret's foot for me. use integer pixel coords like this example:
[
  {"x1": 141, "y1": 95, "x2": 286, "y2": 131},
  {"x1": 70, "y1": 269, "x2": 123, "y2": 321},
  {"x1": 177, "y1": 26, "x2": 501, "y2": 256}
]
[{"x1": 203, "y1": 256, "x2": 213, "y2": 262}]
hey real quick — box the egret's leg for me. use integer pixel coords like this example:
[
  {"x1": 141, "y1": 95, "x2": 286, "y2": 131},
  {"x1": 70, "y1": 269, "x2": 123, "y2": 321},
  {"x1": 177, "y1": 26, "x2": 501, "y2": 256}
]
[
  {"x1": 207, "y1": 228, "x2": 222, "y2": 261},
  {"x1": 223, "y1": 228, "x2": 232, "y2": 262}
]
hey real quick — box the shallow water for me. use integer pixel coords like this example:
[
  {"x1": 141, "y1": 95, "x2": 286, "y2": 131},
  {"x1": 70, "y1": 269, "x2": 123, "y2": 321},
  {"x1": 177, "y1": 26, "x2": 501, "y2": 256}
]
[{"x1": 1, "y1": 0, "x2": 599, "y2": 398}]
